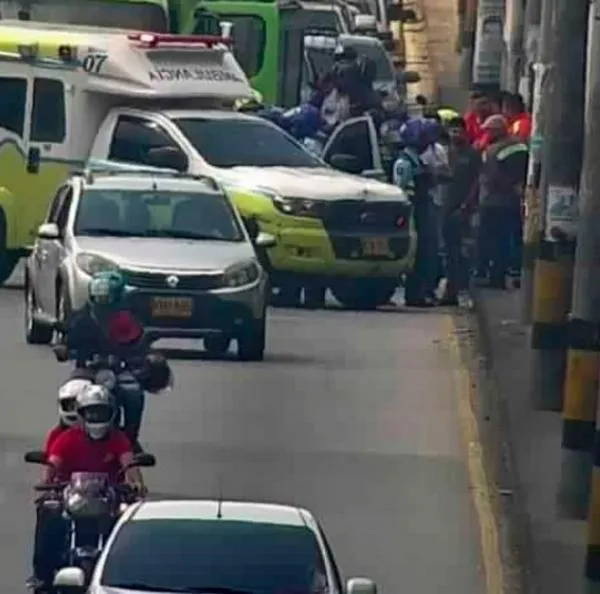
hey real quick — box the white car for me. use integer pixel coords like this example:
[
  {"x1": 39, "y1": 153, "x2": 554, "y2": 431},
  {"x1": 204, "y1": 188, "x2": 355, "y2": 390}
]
[{"x1": 53, "y1": 500, "x2": 378, "y2": 594}]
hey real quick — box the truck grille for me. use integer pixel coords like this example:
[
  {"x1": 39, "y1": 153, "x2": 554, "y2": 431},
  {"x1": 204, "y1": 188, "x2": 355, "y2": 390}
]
[
  {"x1": 319, "y1": 200, "x2": 411, "y2": 232},
  {"x1": 124, "y1": 270, "x2": 223, "y2": 291}
]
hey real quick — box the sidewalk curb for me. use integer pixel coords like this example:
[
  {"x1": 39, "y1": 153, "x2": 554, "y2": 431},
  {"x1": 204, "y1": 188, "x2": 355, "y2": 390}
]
[{"x1": 454, "y1": 294, "x2": 538, "y2": 593}]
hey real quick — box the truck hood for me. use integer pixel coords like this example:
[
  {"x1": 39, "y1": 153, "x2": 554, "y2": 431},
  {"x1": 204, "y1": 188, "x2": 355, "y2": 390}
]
[
  {"x1": 75, "y1": 236, "x2": 255, "y2": 272},
  {"x1": 217, "y1": 166, "x2": 408, "y2": 201}
]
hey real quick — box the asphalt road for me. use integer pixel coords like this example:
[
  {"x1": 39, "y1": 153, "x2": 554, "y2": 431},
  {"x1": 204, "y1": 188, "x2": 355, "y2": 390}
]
[{"x1": 0, "y1": 264, "x2": 485, "y2": 594}]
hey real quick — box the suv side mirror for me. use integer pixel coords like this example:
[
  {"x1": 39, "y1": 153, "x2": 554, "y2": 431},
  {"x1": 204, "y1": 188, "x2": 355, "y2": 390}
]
[
  {"x1": 146, "y1": 147, "x2": 188, "y2": 172},
  {"x1": 255, "y1": 232, "x2": 276, "y2": 248},
  {"x1": 37, "y1": 222, "x2": 60, "y2": 240}
]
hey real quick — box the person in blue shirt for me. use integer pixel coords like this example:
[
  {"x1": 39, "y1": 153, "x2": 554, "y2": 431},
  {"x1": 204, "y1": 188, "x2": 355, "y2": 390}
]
[{"x1": 392, "y1": 118, "x2": 437, "y2": 307}]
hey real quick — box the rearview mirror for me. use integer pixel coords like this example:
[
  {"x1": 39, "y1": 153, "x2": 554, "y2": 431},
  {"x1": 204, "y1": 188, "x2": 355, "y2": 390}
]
[
  {"x1": 37, "y1": 222, "x2": 60, "y2": 240},
  {"x1": 53, "y1": 567, "x2": 86, "y2": 589},
  {"x1": 146, "y1": 147, "x2": 188, "y2": 173},
  {"x1": 329, "y1": 153, "x2": 363, "y2": 175},
  {"x1": 131, "y1": 452, "x2": 156, "y2": 468},
  {"x1": 24, "y1": 451, "x2": 48, "y2": 465},
  {"x1": 346, "y1": 577, "x2": 377, "y2": 594},
  {"x1": 255, "y1": 232, "x2": 276, "y2": 249}
]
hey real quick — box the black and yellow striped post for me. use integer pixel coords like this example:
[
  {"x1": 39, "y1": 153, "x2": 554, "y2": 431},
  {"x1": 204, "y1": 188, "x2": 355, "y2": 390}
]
[
  {"x1": 557, "y1": 324, "x2": 600, "y2": 519},
  {"x1": 529, "y1": 240, "x2": 574, "y2": 411},
  {"x1": 585, "y1": 428, "x2": 600, "y2": 589}
]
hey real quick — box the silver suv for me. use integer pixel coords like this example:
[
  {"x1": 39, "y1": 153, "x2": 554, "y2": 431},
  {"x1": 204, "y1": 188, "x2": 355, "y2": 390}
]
[{"x1": 24, "y1": 166, "x2": 275, "y2": 361}]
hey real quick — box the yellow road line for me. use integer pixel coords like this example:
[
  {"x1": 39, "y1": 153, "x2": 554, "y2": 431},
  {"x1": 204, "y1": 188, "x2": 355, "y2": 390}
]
[{"x1": 442, "y1": 314, "x2": 505, "y2": 594}]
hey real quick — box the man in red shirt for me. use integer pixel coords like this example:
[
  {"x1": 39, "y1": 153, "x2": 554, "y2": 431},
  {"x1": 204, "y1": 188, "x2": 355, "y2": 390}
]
[
  {"x1": 465, "y1": 91, "x2": 498, "y2": 149},
  {"x1": 502, "y1": 93, "x2": 532, "y2": 141},
  {"x1": 29, "y1": 384, "x2": 144, "y2": 593}
]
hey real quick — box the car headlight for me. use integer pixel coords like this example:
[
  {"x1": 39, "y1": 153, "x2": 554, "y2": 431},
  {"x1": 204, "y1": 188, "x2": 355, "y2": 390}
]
[
  {"x1": 223, "y1": 261, "x2": 260, "y2": 288},
  {"x1": 76, "y1": 253, "x2": 120, "y2": 276},
  {"x1": 270, "y1": 195, "x2": 321, "y2": 217}
]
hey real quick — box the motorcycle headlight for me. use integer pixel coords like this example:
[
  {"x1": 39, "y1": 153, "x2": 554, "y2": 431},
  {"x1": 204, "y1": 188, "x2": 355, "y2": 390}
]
[
  {"x1": 223, "y1": 261, "x2": 260, "y2": 288},
  {"x1": 76, "y1": 253, "x2": 120, "y2": 276}
]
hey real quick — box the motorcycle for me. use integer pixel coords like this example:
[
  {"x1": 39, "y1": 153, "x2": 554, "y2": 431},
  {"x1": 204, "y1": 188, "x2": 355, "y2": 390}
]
[
  {"x1": 51, "y1": 309, "x2": 173, "y2": 446},
  {"x1": 25, "y1": 450, "x2": 156, "y2": 584}
]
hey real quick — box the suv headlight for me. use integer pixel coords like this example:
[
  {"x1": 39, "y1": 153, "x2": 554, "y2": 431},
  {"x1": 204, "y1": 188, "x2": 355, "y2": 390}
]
[
  {"x1": 76, "y1": 253, "x2": 120, "y2": 276},
  {"x1": 271, "y1": 195, "x2": 321, "y2": 217},
  {"x1": 223, "y1": 261, "x2": 260, "y2": 288}
]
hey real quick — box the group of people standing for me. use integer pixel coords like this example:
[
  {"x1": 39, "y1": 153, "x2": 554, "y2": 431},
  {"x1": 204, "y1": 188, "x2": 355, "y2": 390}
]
[{"x1": 392, "y1": 88, "x2": 531, "y2": 307}]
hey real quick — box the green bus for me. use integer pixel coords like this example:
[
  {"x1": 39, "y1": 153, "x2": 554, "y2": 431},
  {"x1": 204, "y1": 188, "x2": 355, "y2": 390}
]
[
  {"x1": 0, "y1": 0, "x2": 170, "y2": 31},
  {"x1": 172, "y1": 0, "x2": 350, "y2": 106}
]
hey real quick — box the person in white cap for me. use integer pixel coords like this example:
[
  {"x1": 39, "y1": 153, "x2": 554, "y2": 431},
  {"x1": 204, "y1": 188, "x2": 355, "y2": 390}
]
[{"x1": 476, "y1": 114, "x2": 529, "y2": 288}]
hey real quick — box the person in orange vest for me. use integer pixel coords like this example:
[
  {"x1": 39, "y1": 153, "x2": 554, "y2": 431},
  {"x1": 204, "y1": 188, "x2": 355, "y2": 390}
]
[{"x1": 502, "y1": 92, "x2": 532, "y2": 141}]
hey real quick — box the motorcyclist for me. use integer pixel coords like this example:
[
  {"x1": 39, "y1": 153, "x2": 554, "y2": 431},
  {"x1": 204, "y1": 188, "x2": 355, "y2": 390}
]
[
  {"x1": 60, "y1": 270, "x2": 173, "y2": 450},
  {"x1": 28, "y1": 384, "x2": 145, "y2": 592},
  {"x1": 26, "y1": 379, "x2": 92, "y2": 591}
]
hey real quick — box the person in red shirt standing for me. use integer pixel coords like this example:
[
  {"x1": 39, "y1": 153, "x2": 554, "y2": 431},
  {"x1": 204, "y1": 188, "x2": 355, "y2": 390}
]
[
  {"x1": 28, "y1": 384, "x2": 144, "y2": 593},
  {"x1": 502, "y1": 93, "x2": 532, "y2": 141},
  {"x1": 465, "y1": 91, "x2": 499, "y2": 149}
]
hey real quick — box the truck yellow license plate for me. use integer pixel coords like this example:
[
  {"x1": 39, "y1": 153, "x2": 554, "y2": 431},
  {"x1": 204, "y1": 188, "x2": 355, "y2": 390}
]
[
  {"x1": 151, "y1": 297, "x2": 193, "y2": 318},
  {"x1": 361, "y1": 237, "x2": 390, "y2": 257}
]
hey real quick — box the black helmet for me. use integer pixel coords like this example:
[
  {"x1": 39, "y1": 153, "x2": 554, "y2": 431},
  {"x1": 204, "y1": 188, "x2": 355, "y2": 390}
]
[{"x1": 140, "y1": 352, "x2": 173, "y2": 394}]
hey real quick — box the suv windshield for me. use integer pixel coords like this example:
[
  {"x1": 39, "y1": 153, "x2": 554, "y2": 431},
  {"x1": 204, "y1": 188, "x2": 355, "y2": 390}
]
[
  {"x1": 175, "y1": 118, "x2": 323, "y2": 169},
  {"x1": 74, "y1": 189, "x2": 243, "y2": 242},
  {"x1": 101, "y1": 519, "x2": 329, "y2": 594},
  {"x1": 0, "y1": 0, "x2": 168, "y2": 31}
]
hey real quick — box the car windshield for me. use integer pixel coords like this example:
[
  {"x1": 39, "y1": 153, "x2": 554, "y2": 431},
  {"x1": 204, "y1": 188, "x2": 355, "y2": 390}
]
[
  {"x1": 73, "y1": 189, "x2": 244, "y2": 242},
  {"x1": 101, "y1": 519, "x2": 329, "y2": 594},
  {"x1": 174, "y1": 117, "x2": 323, "y2": 169},
  {"x1": 306, "y1": 41, "x2": 393, "y2": 82},
  {"x1": 0, "y1": 0, "x2": 168, "y2": 31}
]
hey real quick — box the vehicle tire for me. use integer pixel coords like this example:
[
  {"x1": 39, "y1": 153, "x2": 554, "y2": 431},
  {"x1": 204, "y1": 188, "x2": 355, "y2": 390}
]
[
  {"x1": 0, "y1": 212, "x2": 18, "y2": 285},
  {"x1": 237, "y1": 316, "x2": 266, "y2": 361},
  {"x1": 330, "y1": 279, "x2": 397, "y2": 310},
  {"x1": 204, "y1": 335, "x2": 231, "y2": 357},
  {"x1": 24, "y1": 277, "x2": 53, "y2": 344}
]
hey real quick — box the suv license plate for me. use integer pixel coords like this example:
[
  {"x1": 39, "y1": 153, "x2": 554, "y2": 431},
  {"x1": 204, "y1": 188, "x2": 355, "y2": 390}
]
[{"x1": 360, "y1": 237, "x2": 390, "y2": 257}]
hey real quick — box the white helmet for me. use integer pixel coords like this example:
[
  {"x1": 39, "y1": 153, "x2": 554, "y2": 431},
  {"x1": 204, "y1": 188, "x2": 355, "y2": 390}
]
[
  {"x1": 58, "y1": 379, "x2": 92, "y2": 427},
  {"x1": 76, "y1": 384, "x2": 116, "y2": 440}
]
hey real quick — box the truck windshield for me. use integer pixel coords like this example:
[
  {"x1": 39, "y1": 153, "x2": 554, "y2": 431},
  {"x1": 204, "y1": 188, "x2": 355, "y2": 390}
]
[
  {"x1": 0, "y1": 0, "x2": 168, "y2": 32},
  {"x1": 306, "y1": 41, "x2": 393, "y2": 82},
  {"x1": 174, "y1": 117, "x2": 323, "y2": 169}
]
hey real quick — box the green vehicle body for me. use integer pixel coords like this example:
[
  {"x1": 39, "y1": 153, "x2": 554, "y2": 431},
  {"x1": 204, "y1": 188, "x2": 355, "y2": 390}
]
[{"x1": 171, "y1": 0, "x2": 347, "y2": 106}]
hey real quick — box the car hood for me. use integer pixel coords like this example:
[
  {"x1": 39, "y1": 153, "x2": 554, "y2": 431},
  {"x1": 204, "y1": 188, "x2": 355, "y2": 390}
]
[
  {"x1": 75, "y1": 236, "x2": 255, "y2": 272},
  {"x1": 218, "y1": 166, "x2": 408, "y2": 202}
]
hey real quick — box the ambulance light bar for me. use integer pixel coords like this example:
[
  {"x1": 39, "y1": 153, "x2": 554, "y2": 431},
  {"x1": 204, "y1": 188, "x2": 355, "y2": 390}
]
[{"x1": 127, "y1": 32, "x2": 232, "y2": 48}]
